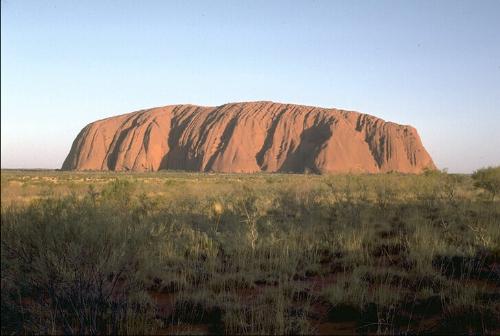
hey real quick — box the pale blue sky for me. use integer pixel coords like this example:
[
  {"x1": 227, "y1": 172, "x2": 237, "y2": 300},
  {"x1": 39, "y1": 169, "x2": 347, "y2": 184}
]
[{"x1": 1, "y1": 0, "x2": 499, "y2": 172}]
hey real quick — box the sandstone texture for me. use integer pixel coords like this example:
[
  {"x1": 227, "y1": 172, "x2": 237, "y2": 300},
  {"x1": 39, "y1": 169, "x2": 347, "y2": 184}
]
[{"x1": 62, "y1": 101, "x2": 436, "y2": 173}]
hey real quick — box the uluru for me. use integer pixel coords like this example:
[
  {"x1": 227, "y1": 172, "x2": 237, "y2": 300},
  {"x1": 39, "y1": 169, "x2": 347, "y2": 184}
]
[{"x1": 62, "y1": 101, "x2": 436, "y2": 173}]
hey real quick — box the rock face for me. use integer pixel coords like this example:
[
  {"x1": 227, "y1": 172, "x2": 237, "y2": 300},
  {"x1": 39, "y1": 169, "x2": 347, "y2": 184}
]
[{"x1": 62, "y1": 101, "x2": 436, "y2": 173}]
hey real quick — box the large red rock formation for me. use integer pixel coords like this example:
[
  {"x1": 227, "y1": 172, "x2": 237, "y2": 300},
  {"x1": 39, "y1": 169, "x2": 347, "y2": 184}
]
[{"x1": 62, "y1": 101, "x2": 436, "y2": 173}]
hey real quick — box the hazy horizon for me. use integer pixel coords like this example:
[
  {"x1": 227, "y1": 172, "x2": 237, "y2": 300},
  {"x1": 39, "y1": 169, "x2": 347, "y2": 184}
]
[{"x1": 2, "y1": 0, "x2": 499, "y2": 173}]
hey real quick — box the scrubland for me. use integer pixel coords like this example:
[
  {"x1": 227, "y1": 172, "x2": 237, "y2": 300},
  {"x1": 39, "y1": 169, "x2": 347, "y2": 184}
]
[{"x1": 1, "y1": 168, "x2": 499, "y2": 335}]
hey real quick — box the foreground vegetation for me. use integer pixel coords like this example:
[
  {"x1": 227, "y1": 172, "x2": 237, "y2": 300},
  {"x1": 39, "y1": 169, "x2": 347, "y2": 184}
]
[{"x1": 1, "y1": 168, "x2": 499, "y2": 335}]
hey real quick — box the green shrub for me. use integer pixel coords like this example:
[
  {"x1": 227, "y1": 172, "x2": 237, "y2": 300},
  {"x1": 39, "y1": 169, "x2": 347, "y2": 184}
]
[
  {"x1": 472, "y1": 166, "x2": 500, "y2": 200},
  {"x1": 1, "y1": 192, "x2": 162, "y2": 334}
]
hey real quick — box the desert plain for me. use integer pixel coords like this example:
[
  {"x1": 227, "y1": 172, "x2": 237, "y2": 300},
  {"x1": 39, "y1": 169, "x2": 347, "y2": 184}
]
[{"x1": 1, "y1": 168, "x2": 499, "y2": 334}]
